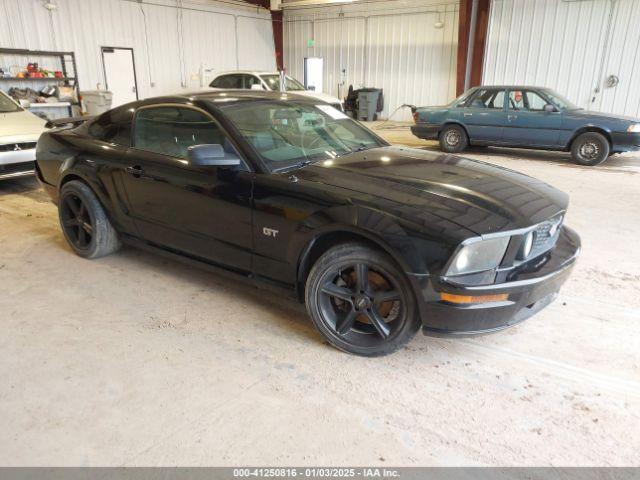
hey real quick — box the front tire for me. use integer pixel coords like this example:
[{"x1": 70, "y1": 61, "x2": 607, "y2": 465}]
[
  {"x1": 305, "y1": 243, "x2": 420, "y2": 356},
  {"x1": 58, "y1": 180, "x2": 121, "y2": 259},
  {"x1": 571, "y1": 132, "x2": 610, "y2": 166},
  {"x1": 439, "y1": 124, "x2": 469, "y2": 153}
]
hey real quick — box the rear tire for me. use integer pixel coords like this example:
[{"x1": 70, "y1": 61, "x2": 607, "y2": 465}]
[
  {"x1": 58, "y1": 180, "x2": 121, "y2": 259},
  {"x1": 570, "y1": 132, "x2": 610, "y2": 166},
  {"x1": 439, "y1": 124, "x2": 469, "y2": 153},
  {"x1": 305, "y1": 243, "x2": 420, "y2": 357}
]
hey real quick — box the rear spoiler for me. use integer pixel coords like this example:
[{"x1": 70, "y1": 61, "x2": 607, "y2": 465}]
[{"x1": 45, "y1": 115, "x2": 95, "y2": 129}]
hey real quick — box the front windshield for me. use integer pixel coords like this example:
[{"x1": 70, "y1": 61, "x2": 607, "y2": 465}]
[
  {"x1": 0, "y1": 92, "x2": 21, "y2": 113},
  {"x1": 221, "y1": 101, "x2": 387, "y2": 171},
  {"x1": 543, "y1": 89, "x2": 580, "y2": 110},
  {"x1": 260, "y1": 75, "x2": 306, "y2": 92}
]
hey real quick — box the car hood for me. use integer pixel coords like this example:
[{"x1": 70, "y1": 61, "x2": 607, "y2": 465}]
[
  {"x1": 291, "y1": 90, "x2": 343, "y2": 105},
  {"x1": 294, "y1": 147, "x2": 568, "y2": 236},
  {"x1": 0, "y1": 110, "x2": 47, "y2": 142},
  {"x1": 564, "y1": 109, "x2": 640, "y2": 123}
]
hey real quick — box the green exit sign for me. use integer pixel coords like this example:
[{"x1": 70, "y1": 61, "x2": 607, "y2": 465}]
[{"x1": 307, "y1": 39, "x2": 315, "y2": 47}]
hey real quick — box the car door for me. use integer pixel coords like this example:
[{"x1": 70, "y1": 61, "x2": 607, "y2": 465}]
[
  {"x1": 503, "y1": 89, "x2": 561, "y2": 147},
  {"x1": 120, "y1": 104, "x2": 253, "y2": 273},
  {"x1": 459, "y1": 88, "x2": 507, "y2": 144}
]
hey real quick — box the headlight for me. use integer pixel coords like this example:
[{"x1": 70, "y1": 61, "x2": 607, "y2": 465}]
[
  {"x1": 446, "y1": 236, "x2": 510, "y2": 276},
  {"x1": 628, "y1": 124, "x2": 640, "y2": 133}
]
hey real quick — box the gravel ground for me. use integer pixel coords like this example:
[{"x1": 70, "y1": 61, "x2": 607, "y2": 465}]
[{"x1": 0, "y1": 123, "x2": 639, "y2": 466}]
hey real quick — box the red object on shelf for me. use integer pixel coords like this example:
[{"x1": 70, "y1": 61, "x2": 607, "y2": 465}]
[{"x1": 54, "y1": 71, "x2": 63, "y2": 78}]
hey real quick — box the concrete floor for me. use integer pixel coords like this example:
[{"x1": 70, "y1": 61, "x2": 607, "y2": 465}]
[{"x1": 1, "y1": 123, "x2": 639, "y2": 466}]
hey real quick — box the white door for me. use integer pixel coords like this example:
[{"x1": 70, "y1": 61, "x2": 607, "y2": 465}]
[
  {"x1": 102, "y1": 47, "x2": 138, "y2": 107},
  {"x1": 304, "y1": 57, "x2": 324, "y2": 94}
]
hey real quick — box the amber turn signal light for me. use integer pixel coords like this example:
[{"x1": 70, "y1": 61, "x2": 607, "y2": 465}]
[{"x1": 440, "y1": 293, "x2": 509, "y2": 304}]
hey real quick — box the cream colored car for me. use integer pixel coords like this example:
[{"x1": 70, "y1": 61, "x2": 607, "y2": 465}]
[{"x1": 0, "y1": 91, "x2": 48, "y2": 180}]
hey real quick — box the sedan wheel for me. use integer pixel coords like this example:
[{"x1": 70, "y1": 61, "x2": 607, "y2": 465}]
[
  {"x1": 439, "y1": 124, "x2": 469, "y2": 153},
  {"x1": 306, "y1": 243, "x2": 420, "y2": 356},
  {"x1": 571, "y1": 132, "x2": 610, "y2": 166}
]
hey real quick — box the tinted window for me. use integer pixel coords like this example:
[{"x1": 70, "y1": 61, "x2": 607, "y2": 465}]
[
  {"x1": 467, "y1": 89, "x2": 505, "y2": 109},
  {"x1": 508, "y1": 90, "x2": 549, "y2": 111},
  {"x1": 210, "y1": 74, "x2": 242, "y2": 89},
  {"x1": 88, "y1": 107, "x2": 133, "y2": 146},
  {"x1": 133, "y1": 106, "x2": 232, "y2": 159}
]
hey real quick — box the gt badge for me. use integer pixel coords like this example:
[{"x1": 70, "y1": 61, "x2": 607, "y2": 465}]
[{"x1": 263, "y1": 227, "x2": 279, "y2": 238}]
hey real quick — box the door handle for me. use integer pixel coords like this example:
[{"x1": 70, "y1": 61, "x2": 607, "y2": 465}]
[
  {"x1": 125, "y1": 165, "x2": 143, "y2": 176},
  {"x1": 464, "y1": 112, "x2": 473, "y2": 117},
  {"x1": 508, "y1": 114, "x2": 518, "y2": 121}
]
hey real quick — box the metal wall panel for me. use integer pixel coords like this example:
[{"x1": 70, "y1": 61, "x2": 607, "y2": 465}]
[
  {"x1": 483, "y1": 0, "x2": 640, "y2": 117},
  {"x1": 283, "y1": 0, "x2": 459, "y2": 121},
  {"x1": 0, "y1": 0, "x2": 275, "y2": 100}
]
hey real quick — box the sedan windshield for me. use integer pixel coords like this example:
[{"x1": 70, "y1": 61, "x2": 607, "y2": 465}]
[
  {"x1": 260, "y1": 75, "x2": 306, "y2": 92},
  {"x1": 543, "y1": 89, "x2": 580, "y2": 110},
  {"x1": 221, "y1": 101, "x2": 387, "y2": 171},
  {"x1": 0, "y1": 92, "x2": 21, "y2": 113}
]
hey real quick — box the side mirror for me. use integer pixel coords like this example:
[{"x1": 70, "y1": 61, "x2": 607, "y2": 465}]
[
  {"x1": 544, "y1": 104, "x2": 558, "y2": 113},
  {"x1": 307, "y1": 85, "x2": 316, "y2": 91},
  {"x1": 187, "y1": 144, "x2": 241, "y2": 167},
  {"x1": 250, "y1": 84, "x2": 264, "y2": 91}
]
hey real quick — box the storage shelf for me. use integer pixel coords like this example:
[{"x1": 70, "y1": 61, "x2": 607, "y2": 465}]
[{"x1": 0, "y1": 76, "x2": 76, "y2": 82}]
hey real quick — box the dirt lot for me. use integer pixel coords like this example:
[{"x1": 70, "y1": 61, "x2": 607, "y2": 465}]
[{"x1": 1, "y1": 123, "x2": 639, "y2": 466}]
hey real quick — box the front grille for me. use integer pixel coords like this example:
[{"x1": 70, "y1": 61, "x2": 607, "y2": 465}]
[
  {"x1": 0, "y1": 161, "x2": 35, "y2": 175},
  {"x1": 529, "y1": 214, "x2": 564, "y2": 259},
  {"x1": 0, "y1": 142, "x2": 37, "y2": 153}
]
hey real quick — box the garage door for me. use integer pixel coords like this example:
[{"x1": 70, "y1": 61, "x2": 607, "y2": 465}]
[{"x1": 483, "y1": 0, "x2": 640, "y2": 117}]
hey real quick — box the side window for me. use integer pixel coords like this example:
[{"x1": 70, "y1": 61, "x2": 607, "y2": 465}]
[
  {"x1": 524, "y1": 91, "x2": 548, "y2": 111},
  {"x1": 133, "y1": 106, "x2": 232, "y2": 159},
  {"x1": 508, "y1": 90, "x2": 548, "y2": 111},
  {"x1": 210, "y1": 75, "x2": 242, "y2": 89},
  {"x1": 88, "y1": 108, "x2": 133, "y2": 146},
  {"x1": 244, "y1": 75, "x2": 262, "y2": 90},
  {"x1": 466, "y1": 89, "x2": 504, "y2": 109}
]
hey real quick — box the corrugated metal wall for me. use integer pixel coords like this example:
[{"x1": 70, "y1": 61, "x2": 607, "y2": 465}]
[
  {"x1": 483, "y1": 0, "x2": 640, "y2": 117},
  {"x1": 0, "y1": 0, "x2": 276, "y2": 101},
  {"x1": 283, "y1": 0, "x2": 459, "y2": 121}
]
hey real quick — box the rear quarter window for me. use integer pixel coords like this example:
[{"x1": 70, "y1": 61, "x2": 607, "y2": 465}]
[{"x1": 88, "y1": 108, "x2": 133, "y2": 146}]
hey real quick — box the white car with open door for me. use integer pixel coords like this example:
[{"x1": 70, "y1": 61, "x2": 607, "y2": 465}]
[
  {"x1": 209, "y1": 71, "x2": 343, "y2": 111},
  {"x1": 0, "y1": 91, "x2": 48, "y2": 180}
]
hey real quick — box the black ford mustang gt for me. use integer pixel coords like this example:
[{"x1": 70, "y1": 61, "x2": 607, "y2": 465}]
[{"x1": 36, "y1": 91, "x2": 580, "y2": 356}]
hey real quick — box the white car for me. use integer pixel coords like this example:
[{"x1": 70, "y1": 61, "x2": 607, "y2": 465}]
[
  {"x1": 209, "y1": 71, "x2": 343, "y2": 110},
  {"x1": 0, "y1": 91, "x2": 48, "y2": 180}
]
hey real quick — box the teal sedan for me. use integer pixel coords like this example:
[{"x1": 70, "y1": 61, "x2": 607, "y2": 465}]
[{"x1": 411, "y1": 86, "x2": 640, "y2": 166}]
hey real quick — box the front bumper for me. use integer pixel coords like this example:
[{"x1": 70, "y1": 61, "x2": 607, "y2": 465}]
[
  {"x1": 408, "y1": 226, "x2": 580, "y2": 337},
  {"x1": 611, "y1": 131, "x2": 640, "y2": 153},
  {"x1": 0, "y1": 148, "x2": 36, "y2": 180},
  {"x1": 410, "y1": 123, "x2": 439, "y2": 140}
]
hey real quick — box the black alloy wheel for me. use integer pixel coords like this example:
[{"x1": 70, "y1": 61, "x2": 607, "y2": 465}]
[
  {"x1": 58, "y1": 180, "x2": 121, "y2": 259},
  {"x1": 60, "y1": 193, "x2": 94, "y2": 251},
  {"x1": 306, "y1": 243, "x2": 420, "y2": 356}
]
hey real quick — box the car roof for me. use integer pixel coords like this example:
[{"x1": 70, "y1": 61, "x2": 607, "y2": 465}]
[{"x1": 118, "y1": 90, "x2": 319, "y2": 110}]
